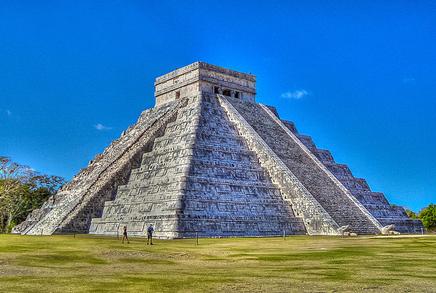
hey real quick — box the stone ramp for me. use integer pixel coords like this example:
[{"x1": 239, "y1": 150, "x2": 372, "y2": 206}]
[
  {"x1": 16, "y1": 100, "x2": 182, "y2": 235},
  {"x1": 90, "y1": 94, "x2": 306, "y2": 238},
  {"x1": 227, "y1": 97, "x2": 382, "y2": 235}
]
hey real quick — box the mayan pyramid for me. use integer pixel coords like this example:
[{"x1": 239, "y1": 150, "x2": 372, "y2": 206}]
[{"x1": 14, "y1": 62, "x2": 423, "y2": 237}]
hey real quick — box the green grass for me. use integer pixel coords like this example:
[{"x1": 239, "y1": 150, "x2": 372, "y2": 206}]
[{"x1": 0, "y1": 234, "x2": 435, "y2": 292}]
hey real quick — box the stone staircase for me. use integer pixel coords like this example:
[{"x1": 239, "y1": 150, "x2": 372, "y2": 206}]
[
  {"x1": 90, "y1": 94, "x2": 306, "y2": 238},
  {"x1": 226, "y1": 97, "x2": 382, "y2": 235}
]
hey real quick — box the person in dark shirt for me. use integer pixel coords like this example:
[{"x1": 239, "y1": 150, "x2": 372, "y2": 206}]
[
  {"x1": 146, "y1": 224, "x2": 154, "y2": 245},
  {"x1": 122, "y1": 225, "x2": 129, "y2": 244}
]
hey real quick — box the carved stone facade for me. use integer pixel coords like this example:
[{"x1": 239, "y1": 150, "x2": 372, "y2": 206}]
[
  {"x1": 154, "y1": 62, "x2": 256, "y2": 106},
  {"x1": 15, "y1": 62, "x2": 423, "y2": 237}
]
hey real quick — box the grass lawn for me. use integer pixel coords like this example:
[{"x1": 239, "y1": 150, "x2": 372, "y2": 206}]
[{"x1": 0, "y1": 234, "x2": 435, "y2": 292}]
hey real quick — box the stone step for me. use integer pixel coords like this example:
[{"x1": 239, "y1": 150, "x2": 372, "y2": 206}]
[
  {"x1": 351, "y1": 191, "x2": 390, "y2": 205},
  {"x1": 185, "y1": 175, "x2": 278, "y2": 190},
  {"x1": 323, "y1": 163, "x2": 354, "y2": 178},
  {"x1": 141, "y1": 143, "x2": 256, "y2": 166},
  {"x1": 153, "y1": 132, "x2": 246, "y2": 150}
]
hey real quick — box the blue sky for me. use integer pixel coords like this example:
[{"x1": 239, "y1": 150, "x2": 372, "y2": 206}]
[{"x1": 0, "y1": 1, "x2": 435, "y2": 211}]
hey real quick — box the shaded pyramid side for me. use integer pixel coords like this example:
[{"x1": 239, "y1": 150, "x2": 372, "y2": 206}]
[
  {"x1": 90, "y1": 94, "x2": 307, "y2": 238},
  {"x1": 15, "y1": 100, "x2": 184, "y2": 235},
  {"x1": 224, "y1": 96, "x2": 382, "y2": 235},
  {"x1": 281, "y1": 121, "x2": 423, "y2": 233}
]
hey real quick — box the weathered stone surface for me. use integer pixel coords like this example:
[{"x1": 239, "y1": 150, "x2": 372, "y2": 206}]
[
  {"x1": 90, "y1": 95, "x2": 306, "y2": 238},
  {"x1": 15, "y1": 62, "x2": 423, "y2": 237}
]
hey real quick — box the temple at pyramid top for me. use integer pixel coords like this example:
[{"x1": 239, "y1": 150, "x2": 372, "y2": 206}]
[{"x1": 154, "y1": 62, "x2": 256, "y2": 106}]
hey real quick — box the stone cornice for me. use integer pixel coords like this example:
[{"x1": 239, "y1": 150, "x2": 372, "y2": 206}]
[{"x1": 155, "y1": 61, "x2": 255, "y2": 85}]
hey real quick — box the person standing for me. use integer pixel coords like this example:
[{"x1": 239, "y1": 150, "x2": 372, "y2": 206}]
[
  {"x1": 146, "y1": 224, "x2": 154, "y2": 245},
  {"x1": 122, "y1": 225, "x2": 129, "y2": 244}
]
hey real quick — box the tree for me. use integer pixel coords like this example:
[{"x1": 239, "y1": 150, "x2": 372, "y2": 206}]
[
  {"x1": 0, "y1": 156, "x2": 65, "y2": 233},
  {"x1": 418, "y1": 204, "x2": 436, "y2": 232}
]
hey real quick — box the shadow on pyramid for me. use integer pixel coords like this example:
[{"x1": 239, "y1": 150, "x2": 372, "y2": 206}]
[{"x1": 14, "y1": 62, "x2": 423, "y2": 237}]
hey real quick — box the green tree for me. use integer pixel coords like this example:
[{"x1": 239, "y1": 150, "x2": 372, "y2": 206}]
[
  {"x1": 418, "y1": 204, "x2": 436, "y2": 231},
  {"x1": 0, "y1": 156, "x2": 64, "y2": 233}
]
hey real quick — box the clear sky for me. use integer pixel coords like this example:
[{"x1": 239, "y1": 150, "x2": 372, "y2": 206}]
[{"x1": 1, "y1": 1, "x2": 435, "y2": 212}]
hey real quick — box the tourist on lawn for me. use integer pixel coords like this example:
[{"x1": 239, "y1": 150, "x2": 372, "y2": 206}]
[
  {"x1": 147, "y1": 224, "x2": 154, "y2": 245},
  {"x1": 122, "y1": 225, "x2": 129, "y2": 244}
]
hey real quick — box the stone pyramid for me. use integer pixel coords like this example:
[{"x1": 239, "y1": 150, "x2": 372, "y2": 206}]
[{"x1": 14, "y1": 62, "x2": 423, "y2": 237}]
